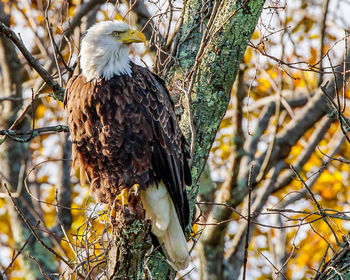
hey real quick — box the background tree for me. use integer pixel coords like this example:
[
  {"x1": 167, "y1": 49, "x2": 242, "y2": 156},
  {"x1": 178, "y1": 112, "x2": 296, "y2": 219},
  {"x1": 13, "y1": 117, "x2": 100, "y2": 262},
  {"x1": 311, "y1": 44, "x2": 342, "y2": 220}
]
[{"x1": 0, "y1": 0, "x2": 349, "y2": 280}]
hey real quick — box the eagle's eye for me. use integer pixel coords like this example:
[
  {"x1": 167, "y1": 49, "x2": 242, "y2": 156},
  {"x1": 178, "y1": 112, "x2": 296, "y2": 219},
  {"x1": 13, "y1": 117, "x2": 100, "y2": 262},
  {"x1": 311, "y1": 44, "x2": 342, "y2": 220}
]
[{"x1": 113, "y1": 31, "x2": 121, "y2": 37}]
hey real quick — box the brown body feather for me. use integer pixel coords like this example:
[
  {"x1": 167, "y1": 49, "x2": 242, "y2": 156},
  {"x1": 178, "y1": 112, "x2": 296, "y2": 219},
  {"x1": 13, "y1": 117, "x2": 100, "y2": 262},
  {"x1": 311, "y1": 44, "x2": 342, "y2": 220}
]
[{"x1": 64, "y1": 62, "x2": 191, "y2": 230}]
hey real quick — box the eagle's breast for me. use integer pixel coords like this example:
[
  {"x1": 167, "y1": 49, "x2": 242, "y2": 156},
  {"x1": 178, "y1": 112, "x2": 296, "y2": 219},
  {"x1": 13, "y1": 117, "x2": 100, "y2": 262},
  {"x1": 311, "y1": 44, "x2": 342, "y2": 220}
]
[
  {"x1": 65, "y1": 63, "x2": 191, "y2": 230},
  {"x1": 66, "y1": 70, "x2": 159, "y2": 203}
]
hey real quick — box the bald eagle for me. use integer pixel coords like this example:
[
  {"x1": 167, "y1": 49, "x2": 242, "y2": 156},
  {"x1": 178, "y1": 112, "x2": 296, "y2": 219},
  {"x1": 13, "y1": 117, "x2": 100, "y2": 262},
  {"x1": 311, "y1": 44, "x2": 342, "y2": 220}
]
[{"x1": 64, "y1": 21, "x2": 191, "y2": 270}]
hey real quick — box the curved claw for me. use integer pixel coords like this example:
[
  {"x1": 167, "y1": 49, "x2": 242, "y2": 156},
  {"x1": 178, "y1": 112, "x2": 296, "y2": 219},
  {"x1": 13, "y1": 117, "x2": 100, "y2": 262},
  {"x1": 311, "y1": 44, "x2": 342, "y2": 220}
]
[
  {"x1": 115, "y1": 184, "x2": 141, "y2": 213},
  {"x1": 130, "y1": 183, "x2": 140, "y2": 197}
]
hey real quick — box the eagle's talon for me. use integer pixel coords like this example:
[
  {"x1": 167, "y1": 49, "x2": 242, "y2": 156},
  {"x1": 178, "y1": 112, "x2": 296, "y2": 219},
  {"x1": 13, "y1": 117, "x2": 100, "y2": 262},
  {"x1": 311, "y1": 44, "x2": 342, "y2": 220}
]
[
  {"x1": 122, "y1": 205, "x2": 129, "y2": 213},
  {"x1": 110, "y1": 200, "x2": 117, "y2": 220},
  {"x1": 117, "y1": 188, "x2": 129, "y2": 207},
  {"x1": 130, "y1": 183, "x2": 140, "y2": 197}
]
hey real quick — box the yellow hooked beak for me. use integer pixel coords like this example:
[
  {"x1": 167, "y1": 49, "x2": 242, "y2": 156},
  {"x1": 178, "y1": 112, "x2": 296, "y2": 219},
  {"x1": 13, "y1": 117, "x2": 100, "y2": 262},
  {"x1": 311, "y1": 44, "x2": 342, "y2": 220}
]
[{"x1": 121, "y1": 29, "x2": 146, "y2": 44}]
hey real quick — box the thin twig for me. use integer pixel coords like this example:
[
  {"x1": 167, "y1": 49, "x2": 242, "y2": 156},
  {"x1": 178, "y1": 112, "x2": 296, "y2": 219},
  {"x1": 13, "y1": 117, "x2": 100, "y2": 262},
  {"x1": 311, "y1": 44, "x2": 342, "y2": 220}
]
[
  {"x1": 3, "y1": 230, "x2": 35, "y2": 274},
  {"x1": 45, "y1": 0, "x2": 63, "y2": 87},
  {"x1": 342, "y1": 31, "x2": 348, "y2": 113},
  {"x1": 0, "y1": 125, "x2": 69, "y2": 142},
  {"x1": 28, "y1": 253, "x2": 51, "y2": 280},
  {"x1": 314, "y1": 245, "x2": 330, "y2": 279},
  {"x1": 290, "y1": 165, "x2": 341, "y2": 246},
  {"x1": 317, "y1": 0, "x2": 330, "y2": 86},
  {"x1": 320, "y1": 84, "x2": 350, "y2": 144},
  {"x1": 259, "y1": 251, "x2": 288, "y2": 280},
  {"x1": 267, "y1": 208, "x2": 350, "y2": 222},
  {"x1": 2, "y1": 183, "x2": 82, "y2": 276},
  {"x1": 242, "y1": 165, "x2": 253, "y2": 280}
]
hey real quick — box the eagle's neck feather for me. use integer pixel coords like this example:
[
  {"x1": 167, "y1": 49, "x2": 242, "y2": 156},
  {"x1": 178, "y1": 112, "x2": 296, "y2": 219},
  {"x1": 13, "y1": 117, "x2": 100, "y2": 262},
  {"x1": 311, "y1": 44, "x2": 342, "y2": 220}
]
[{"x1": 80, "y1": 44, "x2": 132, "y2": 81}]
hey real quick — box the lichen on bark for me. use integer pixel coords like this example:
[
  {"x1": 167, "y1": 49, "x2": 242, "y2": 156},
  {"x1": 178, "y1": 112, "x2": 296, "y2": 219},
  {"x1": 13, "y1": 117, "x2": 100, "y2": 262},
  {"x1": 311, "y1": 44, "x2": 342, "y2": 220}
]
[
  {"x1": 108, "y1": 222, "x2": 150, "y2": 279},
  {"x1": 168, "y1": 0, "x2": 265, "y2": 184}
]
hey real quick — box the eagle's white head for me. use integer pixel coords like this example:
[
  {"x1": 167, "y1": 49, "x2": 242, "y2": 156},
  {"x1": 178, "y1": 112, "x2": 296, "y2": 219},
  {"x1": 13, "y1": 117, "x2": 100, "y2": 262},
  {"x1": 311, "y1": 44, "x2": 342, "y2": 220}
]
[{"x1": 80, "y1": 21, "x2": 146, "y2": 81}]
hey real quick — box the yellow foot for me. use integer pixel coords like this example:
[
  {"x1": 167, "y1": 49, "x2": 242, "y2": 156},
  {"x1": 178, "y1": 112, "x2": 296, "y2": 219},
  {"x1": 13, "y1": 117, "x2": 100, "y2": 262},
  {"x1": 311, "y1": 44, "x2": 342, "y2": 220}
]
[
  {"x1": 130, "y1": 183, "x2": 140, "y2": 197},
  {"x1": 117, "y1": 188, "x2": 129, "y2": 207},
  {"x1": 115, "y1": 184, "x2": 141, "y2": 213},
  {"x1": 110, "y1": 198, "x2": 117, "y2": 221}
]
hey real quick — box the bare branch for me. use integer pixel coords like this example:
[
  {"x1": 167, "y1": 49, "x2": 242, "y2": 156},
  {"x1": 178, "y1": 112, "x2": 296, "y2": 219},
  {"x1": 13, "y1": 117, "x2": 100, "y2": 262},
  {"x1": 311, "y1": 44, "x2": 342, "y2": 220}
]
[
  {"x1": 290, "y1": 165, "x2": 341, "y2": 246},
  {"x1": 3, "y1": 231, "x2": 34, "y2": 274},
  {"x1": 2, "y1": 182, "x2": 80, "y2": 275},
  {"x1": 0, "y1": 125, "x2": 69, "y2": 142}
]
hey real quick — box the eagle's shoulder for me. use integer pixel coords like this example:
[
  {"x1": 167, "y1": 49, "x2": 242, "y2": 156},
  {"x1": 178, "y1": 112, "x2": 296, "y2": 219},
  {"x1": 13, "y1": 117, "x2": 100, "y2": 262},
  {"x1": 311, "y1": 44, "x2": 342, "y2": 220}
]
[
  {"x1": 130, "y1": 63, "x2": 172, "y2": 99},
  {"x1": 130, "y1": 63, "x2": 179, "y2": 125}
]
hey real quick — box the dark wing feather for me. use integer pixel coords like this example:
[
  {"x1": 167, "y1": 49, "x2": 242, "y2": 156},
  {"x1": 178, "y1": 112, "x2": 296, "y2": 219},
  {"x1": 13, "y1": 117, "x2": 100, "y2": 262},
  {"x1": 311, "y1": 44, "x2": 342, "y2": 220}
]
[{"x1": 131, "y1": 63, "x2": 191, "y2": 230}]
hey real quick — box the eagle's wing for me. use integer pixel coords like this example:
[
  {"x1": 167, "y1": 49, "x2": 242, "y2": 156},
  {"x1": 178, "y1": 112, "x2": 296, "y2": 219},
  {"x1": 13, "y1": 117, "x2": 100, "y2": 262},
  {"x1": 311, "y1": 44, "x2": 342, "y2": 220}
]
[
  {"x1": 64, "y1": 75, "x2": 95, "y2": 185},
  {"x1": 131, "y1": 63, "x2": 192, "y2": 231}
]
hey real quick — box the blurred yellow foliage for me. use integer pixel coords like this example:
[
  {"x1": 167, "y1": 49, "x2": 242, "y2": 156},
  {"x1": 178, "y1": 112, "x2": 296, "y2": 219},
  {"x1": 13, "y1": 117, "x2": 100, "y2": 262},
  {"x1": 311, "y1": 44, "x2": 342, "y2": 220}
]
[{"x1": 35, "y1": 103, "x2": 46, "y2": 119}]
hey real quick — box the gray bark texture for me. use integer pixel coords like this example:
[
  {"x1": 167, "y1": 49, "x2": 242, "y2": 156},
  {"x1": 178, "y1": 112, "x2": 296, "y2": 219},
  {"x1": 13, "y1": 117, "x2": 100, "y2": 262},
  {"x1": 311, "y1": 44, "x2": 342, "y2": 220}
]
[
  {"x1": 315, "y1": 244, "x2": 350, "y2": 280},
  {"x1": 169, "y1": 0, "x2": 265, "y2": 183}
]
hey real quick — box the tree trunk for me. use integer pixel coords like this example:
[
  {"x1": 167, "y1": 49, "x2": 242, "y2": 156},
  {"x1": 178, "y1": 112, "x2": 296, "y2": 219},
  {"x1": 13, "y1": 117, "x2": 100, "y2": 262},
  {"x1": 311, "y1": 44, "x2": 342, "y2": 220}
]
[{"x1": 107, "y1": 208, "x2": 152, "y2": 279}]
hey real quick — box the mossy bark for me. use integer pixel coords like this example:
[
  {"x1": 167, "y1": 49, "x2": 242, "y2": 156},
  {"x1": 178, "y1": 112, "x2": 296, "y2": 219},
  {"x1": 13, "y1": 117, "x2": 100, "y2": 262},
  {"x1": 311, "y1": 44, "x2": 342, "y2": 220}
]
[
  {"x1": 107, "y1": 205, "x2": 176, "y2": 279},
  {"x1": 107, "y1": 214, "x2": 152, "y2": 279},
  {"x1": 171, "y1": 0, "x2": 265, "y2": 183},
  {"x1": 315, "y1": 243, "x2": 350, "y2": 280}
]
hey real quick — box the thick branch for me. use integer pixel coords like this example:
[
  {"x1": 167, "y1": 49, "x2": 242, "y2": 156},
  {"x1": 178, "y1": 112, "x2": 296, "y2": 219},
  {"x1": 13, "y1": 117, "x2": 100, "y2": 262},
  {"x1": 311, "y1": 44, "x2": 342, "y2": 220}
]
[
  {"x1": 0, "y1": 125, "x2": 69, "y2": 142},
  {"x1": 119, "y1": 0, "x2": 265, "y2": 278},
  {"x1": 167, "y1": 1, "x2": 265, "y2": 279}
]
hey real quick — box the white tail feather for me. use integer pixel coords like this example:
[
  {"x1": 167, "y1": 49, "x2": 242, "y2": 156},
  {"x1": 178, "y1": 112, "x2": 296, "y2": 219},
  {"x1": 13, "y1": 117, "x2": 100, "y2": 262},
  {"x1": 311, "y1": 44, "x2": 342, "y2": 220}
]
[{"x1": 141, "y1": 184, "x2": 189, "y2": 271}]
